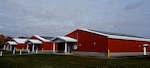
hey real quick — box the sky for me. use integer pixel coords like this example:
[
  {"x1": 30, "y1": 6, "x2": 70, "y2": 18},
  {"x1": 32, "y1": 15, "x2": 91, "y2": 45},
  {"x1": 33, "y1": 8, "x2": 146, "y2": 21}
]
[{"x1": 0, "y1": 0, "x2": 150, "y2": 38}]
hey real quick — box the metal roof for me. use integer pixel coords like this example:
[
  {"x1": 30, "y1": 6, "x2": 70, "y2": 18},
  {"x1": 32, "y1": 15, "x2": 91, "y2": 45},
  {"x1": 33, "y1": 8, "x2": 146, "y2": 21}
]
[
  {"x1": 89, "y1": 29, "x2": 146, "y2": 38},
  {"x1": 51, "y1": 36, "x2": 77, "y2": 42},
  {"x1": 7, "y1": 41, "x2": 17, "y2": 45},
  {"x1": 40, "y1": 36, "x2": 54, "y2": 40},
  {"x1": 26, "y1": 39, "x2": 42, "y2": 44},
  {"x1": 13, "y1": 38, "x2": 27, "y2": 44}
]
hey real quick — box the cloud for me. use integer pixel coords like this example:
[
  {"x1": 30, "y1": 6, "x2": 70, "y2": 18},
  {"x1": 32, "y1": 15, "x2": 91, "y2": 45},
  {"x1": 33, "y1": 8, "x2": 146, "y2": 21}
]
[
  {"x1": 124, "y1": 0, "x2": 144, "y2": 10},
  {"x1": 0, "y1": 0, "x2": 150, "y2": 38}
]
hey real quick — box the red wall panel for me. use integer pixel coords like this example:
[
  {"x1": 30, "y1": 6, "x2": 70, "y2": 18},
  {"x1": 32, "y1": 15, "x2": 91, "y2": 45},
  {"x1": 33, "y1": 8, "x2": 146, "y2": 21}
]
[
  {"x1": 30, "y1": 36, "x2": 43, "y2": 42},
  {"x1": 39, "y1": 42, "x2": 53, "y2": 50},
  {"x1": 108, "y1": 38, "x2": 150, "y2": 52},
  {"x1": 67, "y1": 30, "x2": 108, "y2": 52},
  {"x1": 66, "y1": 30, "x2": 78, "y2": 39},
  {"x1": 16, "y1": 44, "x2": 27, "y2": 49}
]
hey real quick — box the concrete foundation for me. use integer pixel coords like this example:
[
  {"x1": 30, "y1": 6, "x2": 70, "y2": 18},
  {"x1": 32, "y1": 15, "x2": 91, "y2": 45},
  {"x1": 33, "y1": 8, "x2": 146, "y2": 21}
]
[
  {"x1": 72, "y1": 51, "x2": 107, "y2": 57},
  {"x1": 110, "y1": 52, "x2": 150, "y2": 57},
  {"x1": 71, "y1": 51, "x2": 150, "y2": 58}
]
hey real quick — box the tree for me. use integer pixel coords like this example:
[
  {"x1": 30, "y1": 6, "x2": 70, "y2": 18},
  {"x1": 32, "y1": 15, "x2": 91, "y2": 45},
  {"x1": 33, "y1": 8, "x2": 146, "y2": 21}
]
[
  {"x1": 0, "y1": 34, "x2": 12, "y2": 48},
  {"x1": 0, "y1": 34, "x2": 5, "y2": 48},
  {"x1": 18, "y1": 36, "x2": 29, "y2": 39},
  {"x1": 5, "y1": 36, "x2": 12, "y2": 41}
]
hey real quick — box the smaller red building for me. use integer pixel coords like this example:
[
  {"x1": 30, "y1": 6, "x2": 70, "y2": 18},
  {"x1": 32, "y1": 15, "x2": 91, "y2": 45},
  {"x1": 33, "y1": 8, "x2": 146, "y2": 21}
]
[
  {"x1": 5, "y1": 41, "x2": 17, "y2": 51},
  {"x1": 25, "y1": 39, "x2": 42, "y2": 52},
  {"x1": 5, "y1": 38, "x2": 28, "y2": 51},
  {"x1": 30, "y1": 35, "x2": 54, "y2": 52},
  {"x1": 13, "y1": 38, "x2": 27, "y2": 50},
  {"x1": 66, "y1": 28, "x2": 150, "y2": 57},
  {"x1": 50, "y1": 36, "x2": 77, "y2": 54},
  {"x1": 5, "y1": 38, "x2": 42, "y2": 52}
]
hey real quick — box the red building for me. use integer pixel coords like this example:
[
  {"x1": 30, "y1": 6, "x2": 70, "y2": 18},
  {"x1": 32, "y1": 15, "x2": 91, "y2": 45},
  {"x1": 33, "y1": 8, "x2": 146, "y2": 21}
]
[
  {"x1": 5, "y1": 41, "x2": 17, "y2": 51},
  {"x1": 30, "y1": 35, "x2": 54, "y2": 52},
  {"x1": 30, "y1": 35, "x2": 77, "y2": 54},
  {"x1": 5, "y1": 38, "x2": 28, "y2": 51},
  {"x1": 5, "y1": 38, "x2": 42, "y2": 52},
  {"x1": 66, "y1": 28, "x2": 150, "y2": 57},
  {"x1": 13, "y1": 38, "x2": 27, "y2": 50},
  {"x1": 50, "y1": 36, "x2": 77, "y2": 54}
]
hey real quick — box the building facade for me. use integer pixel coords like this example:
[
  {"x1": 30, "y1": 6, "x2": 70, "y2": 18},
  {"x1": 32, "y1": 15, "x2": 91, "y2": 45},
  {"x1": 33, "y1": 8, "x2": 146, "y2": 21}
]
[
  {"x1": 66, "y1": 28, "x2": 150, "y2": 57},
  {"x1": 30, "y1": 35, "x2": 54, "y2": 52}
]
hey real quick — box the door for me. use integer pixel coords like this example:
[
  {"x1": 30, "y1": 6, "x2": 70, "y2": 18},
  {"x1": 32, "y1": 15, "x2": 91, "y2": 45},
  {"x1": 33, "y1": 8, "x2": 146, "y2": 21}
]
[{"x1": 58, "y1": 43, "x2": 65, "y2": 53}]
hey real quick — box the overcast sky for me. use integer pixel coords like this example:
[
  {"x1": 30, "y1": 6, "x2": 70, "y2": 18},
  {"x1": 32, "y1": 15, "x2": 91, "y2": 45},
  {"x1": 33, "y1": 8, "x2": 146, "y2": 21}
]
[{"x1": 0, "y1": 0, "x2": 150, "y2": 38}]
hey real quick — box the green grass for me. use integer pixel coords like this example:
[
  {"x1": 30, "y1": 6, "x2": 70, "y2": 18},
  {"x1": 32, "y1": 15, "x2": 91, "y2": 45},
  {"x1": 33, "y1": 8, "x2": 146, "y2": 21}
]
[
  {"x1": 0, "y1": 50, "x2": 28, "y2": 56},
  {"x1": 0, "y1": 54, "x2": 150, "y2": 68},
  {"x1": 1, "y1": 50, "x2": 12, "y2": 54}
]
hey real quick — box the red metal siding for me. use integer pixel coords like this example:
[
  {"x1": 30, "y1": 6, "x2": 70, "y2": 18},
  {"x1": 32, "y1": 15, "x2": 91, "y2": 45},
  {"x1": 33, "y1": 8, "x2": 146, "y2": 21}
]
[
  {"x1": 55, "y1": 43, "x2": 58, "y2": 50},
  {"x1": 66, "y1": 30, "x2": 78, "y2": 39},
  {"x1": 108, "y1": 38, "x2": 150, "y2": 52},
  {"x1": 67, "y1": 30, "x2": 108, "y2": 52},
  {"x1": 11, "y1": 39, "x2": 27, "y2": 49},
  {"x1": 39, "y1": 42, "x2": 53, "y2": 50},
  {"x1": 16, "y1": 44, "x2": 27, "y2": 49}
]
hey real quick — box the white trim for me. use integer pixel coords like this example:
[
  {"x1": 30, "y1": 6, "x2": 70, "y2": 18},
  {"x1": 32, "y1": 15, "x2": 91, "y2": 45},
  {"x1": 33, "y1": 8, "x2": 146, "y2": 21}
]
[
  {"x1": 13, "y1": 38, "x2": 27, "y2": 44},
  {"x1": 26, "y1": 44, "x2": 29, "y2": 51},
  {"x1": 0, "y1": 51, "x2": 3, "y2": 56},
  {"x1": 9, "y1": 45, "x2": 12, "y2": 50},
  {"x1": 78, "y1": 28, "x2": 150, "y2": 42},
  {"x1": 64, "y1": 42, "x2": 67, "y2": 53},
  {"x1": 7, "y1": 41, "x2": 17, "y2": 45},
  {"x1": 143, "y1": 44, "x2": 148, "y2": 55},
  {"x1": 26, "y1": 39, "x2": 42, "y2": 44},
  {"x1": 32, "y1": 44, "x2": 35, "y2": 52},
  {"x1": 79, "y1": 28, "x2": 108, "y2": 36},
  {"x1": 19, "y1": 50, "x2": 22, "y2": 55},
  {"x1": 143, "y1": 47, "x2": 147, "y2": 55},
  {"x1": 143, "y1": 44, "x2": 149, "y2": 47},
  {"x1": 6, "y1": 45, "x2": 9, "y2": 50},
  {"x1": 13, "y1": 49, "x2": 15, "y2": 54},
  {"x1": 3, "y1": 45, "x2": 6, "y2": 50},
  {"x1": 53, "y1": 43, "x2": 56, "y2": 53},
  {"x1": 33, "y1": 35, "x2": 49, "y2": 42},
  {"x1": 51, "y1": 36, "x2": 77, "y2": 42},
  {"x1": 36, "y1": 49, "x2": 38, "y2": 54}
]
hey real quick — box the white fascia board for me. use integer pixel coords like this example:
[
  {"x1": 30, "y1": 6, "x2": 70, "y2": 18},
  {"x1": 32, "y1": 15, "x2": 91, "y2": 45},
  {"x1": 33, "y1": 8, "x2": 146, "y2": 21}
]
[
  {"x1": 51, "y1": 36, "x2": 77, "y2": 42},
  {"x1": 7, "y1": 41, "x2": 17, "y2": 45},
  {"x1": 78, "y1": 28, "x2": 108, "y2": 36},
  {"x1": 33, "y1": 35, "x2": 50, "y2": 42},
  {"x1": 27, "y1": 39, "x2": 42, "y2": 44},
  {"x1": 57, "y1": 36, "x2": 77, "y2": 42}
]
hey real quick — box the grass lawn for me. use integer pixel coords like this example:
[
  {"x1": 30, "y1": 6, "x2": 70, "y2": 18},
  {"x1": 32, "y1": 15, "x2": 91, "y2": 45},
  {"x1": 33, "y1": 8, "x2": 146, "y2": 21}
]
[
  {"x1": 0, "y1": 50, "x2": 27, "y2": 56},
  {"x1": 0, "y1": 54, "x2": 150, "y2": 68}
]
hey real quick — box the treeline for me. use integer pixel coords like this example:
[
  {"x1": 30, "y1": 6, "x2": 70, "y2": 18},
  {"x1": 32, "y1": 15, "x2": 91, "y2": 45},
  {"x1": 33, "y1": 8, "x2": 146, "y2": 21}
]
[{"x1": 0, "y1": 34, "x2": 12, "y2": 48}]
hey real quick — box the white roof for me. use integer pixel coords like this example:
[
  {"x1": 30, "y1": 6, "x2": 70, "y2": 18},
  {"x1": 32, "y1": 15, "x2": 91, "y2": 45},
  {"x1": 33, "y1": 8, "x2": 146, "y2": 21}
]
[
  {"x1": 51, "y1": 36, "x2": 77, "y2": 42},
  {"x1": 143, "y1": 44, "x2": 149, "y2": 47},
  {"x1": 33, "y1": 35, "x2": 49, "y2": 42},
  {"x1": 13, "y1": 38, "x2": 27, "y2": 44},
  {"x1": 7, "y1": 41, "x2": 17, "y2": 45},
  {"x1": 26, "y1": 39, "x2": 42, "y2": 44},
  {"x1": 78, "y1": 28, "x2": 150, "y2": 42}
]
